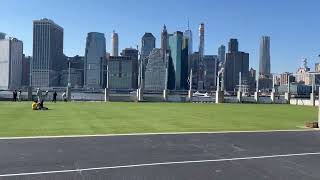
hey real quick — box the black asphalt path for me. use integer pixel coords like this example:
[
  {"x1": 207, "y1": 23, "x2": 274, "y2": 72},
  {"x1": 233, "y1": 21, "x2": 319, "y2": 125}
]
[{"x1": 1, "y1": 130, "x2": 320, "y2": 180}]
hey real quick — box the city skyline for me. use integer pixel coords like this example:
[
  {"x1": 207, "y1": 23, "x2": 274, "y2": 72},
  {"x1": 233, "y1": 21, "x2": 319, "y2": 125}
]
[{"x1": 1, "y1": 0, "x2": 320, "y2": 73}]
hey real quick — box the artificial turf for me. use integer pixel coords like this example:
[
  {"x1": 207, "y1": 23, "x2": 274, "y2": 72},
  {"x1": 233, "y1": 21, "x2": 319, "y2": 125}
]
[{"x1": 0, "y1": 102, "x2": 317, "y2": 137}]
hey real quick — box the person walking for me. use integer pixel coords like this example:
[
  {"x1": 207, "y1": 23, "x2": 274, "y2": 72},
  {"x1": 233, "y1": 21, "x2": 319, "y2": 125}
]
[
  {"x1": 52, "y1": 91, "x2": 57, "y2": 103},
  {"x1": 62, "y1": 91, "x2": 67, "y2": 102}
]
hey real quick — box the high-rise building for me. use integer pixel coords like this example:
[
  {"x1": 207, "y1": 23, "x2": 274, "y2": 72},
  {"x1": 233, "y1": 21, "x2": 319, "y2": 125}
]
[
  {"x1": 198, "y1": 23, "x2": 205, "y2": 58},
  {"x1": 161, "y1": 25, "x2": 168, "y2": 57},
  {"x1": 0, "y1": 32, "x2": 6, "y2": 40},
  {"x1": 315, "y1": 55, "x2": 320, "y2": 72},
  {"x1": 0, "y1": 37, "x2": 23, "y2": 90},
  {"x1": 228, "y1": 39, "x2": 239, "y2": 53},
  {"x1": 84, "y1": 32, "x2": 106, "y2": 89},
  {"x1": 141, "y1": 33, "x2": 156, "y2": 60},
  {"x1": 121, "y1": 48, "x2": 139, "y2": 89},
  {"x1": 184, "y1": 21, "x2": 193, "y2": 54},
  {"x1": 22, "y1": 55, "x2": 31, "y2": 87},
  {"x1": 218, "y1": 45, "x2": 225, "y2": 63},
  {"x1": 107, "y1": 55, "x2": 137, "y2": 89},
  {"x1": 32, "y1": 18, "x2": 64, "y2": 88},
  {"x1": 145, "y1": 48, "x2": 167, "y2": 91},
  {"x1": 248, "y1": 68, "x2": 257, "y2": 91},
  {"x1": 203, "y1": 55, "x2": 217, "y2": 90},
  {"x1": 60, "y1": 55, "x2": 84, "y2": 88},
  {"x1": 168, "y1": 31, "x2": 189, "y2": 90},
  {"x1": 111, "y1": 31, "x2": 119, "y2": 56},
  {"x1": 259, "y1": 36, "x2": 271, "y2": 76},
  {"x1": 188, "y1": 52, "x2": 200, "y2": 89},
  {"x1": 224, "y1": 39, "x2": 249, "y2": 92},
  {"x1": 280, "y1": 72, "x2": 295, "y2": 85}
]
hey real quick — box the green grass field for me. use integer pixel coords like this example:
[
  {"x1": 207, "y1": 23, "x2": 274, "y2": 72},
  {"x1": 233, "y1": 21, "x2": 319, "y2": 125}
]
[{"x1": 0, "y1": 102, "x2": 317, "y2": 137}]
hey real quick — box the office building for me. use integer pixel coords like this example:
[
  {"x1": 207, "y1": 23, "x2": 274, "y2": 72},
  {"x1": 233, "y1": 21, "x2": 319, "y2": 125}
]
[
  {"x1": 184, "y1": 22, "x2": 193, "y2": 54},
  {"x1": 168, "y1": 31, "x2": 189, "y2": 90},
  {"x1": 107, "y1": 55, "x2": 137, "y2": 89},
  {"x1": 0, "y1": 37, "x2": 23, "y2": 90},
  {"x1": 203, "y1": 55, "x2": 217, "y2": 90},
  {"x1": 161, "y1": 25, "x2": 168, "y2": 57},
  {"x1": 280, "y1": 72, "x2": 295, "y2": 85},
  {"x1": 259, "y1": 36, "x2": 271, "y2": 76},
  {"x1": 144, "y1": 48, "x2": 167, "y2": 91},
  {"x1": 60, "y1": 55, "x2": 84, "y2": 88},
  {"x1": 141, "y1": 32, "x2": 156, "y2": 60},
  {"x1": 84, "y1": 32, "x2": 106, "y2": 89},
  {"x1": 248, "y1": 68, "x2": 257, "y2": 91},
  {"x1": 198, "y1": 23, "x2": 205, "y2": 58},
  {"x1": 111, "y1": 31, "x2": 119, "y2": 56},
  {"x1": 22, "y1": 55, "x2": 31, "y2": 87},
  {"x1": 258, "y1": 36, "x2": 272, "y2": 90},
  {"x1": 224, "y1": 39, "x2": 249, "y2": 92},
  {"x1": 188, "y1": 52, "x2": 200, "y2": 89},
  {"x1": 121, "y1": 48, "x2": 139, "y2": 89},
  {"x1": 32, "y1": 18, "x2": 64, "y2": 88},
  {"x1": 218, "y1": 45, "x2": 225, "y2": 64},
  {"x1": 0, "y1": 32, "x2": 5, "y2": 40}
]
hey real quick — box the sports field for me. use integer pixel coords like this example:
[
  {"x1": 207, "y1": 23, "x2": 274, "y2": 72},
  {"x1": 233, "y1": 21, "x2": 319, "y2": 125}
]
[{"x1": 0, "y1": 102, "x2": 317, "y2": 137}]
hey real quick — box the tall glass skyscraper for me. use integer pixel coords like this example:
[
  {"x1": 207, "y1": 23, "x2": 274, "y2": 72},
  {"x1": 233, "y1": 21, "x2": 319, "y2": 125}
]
[
  {"x1": 168, "y1": 31, "x2": 188, "y2": 90},
  {"x1": 259, "y1": 36, "x2": 271, "y2": 76},
  {"x1": 84, "y1": 32, "x2": 106, "y2": 89},
  {"x1": 32, "y1": 18, "x2": 64, "y2": 88},
  {"x1": 184, "y1": 29, "x2": 192, "y2": 55}
]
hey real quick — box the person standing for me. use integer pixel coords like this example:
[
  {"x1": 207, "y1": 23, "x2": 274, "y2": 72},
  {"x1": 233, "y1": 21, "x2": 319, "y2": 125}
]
[
  {"x1": 36, "y1": 88, "x2": 42, "y2": 103},
  {"x1": 12, "y1": 90, "x2": 17, "y2": 102},
  {"x1": 18, "y1": 90, "x2": 22, "y2": 102},
  {"x1": 52, "y1": 91, "x2": 57, "y2": 103}
]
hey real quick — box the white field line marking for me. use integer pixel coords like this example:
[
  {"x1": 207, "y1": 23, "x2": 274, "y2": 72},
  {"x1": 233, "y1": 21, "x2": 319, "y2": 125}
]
[
  {"x1": 0, "y1": 129, "x2": 316, "y2": 140},
  {"x1": 1, "y1": 152, "x2": 320, "y2": 177}
]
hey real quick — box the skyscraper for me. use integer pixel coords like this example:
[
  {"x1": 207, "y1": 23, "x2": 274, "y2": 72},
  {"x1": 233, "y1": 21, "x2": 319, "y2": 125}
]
[
  {"x1": 161, "y1": 25, "x2": 168, "y2": 57},
  {"x1": 107, "y1": 56, "x2": 137, "y2": 89},
  {"x1": 184, "y1": 21, "x2": 193, "y2": 54},
  {"x1": 84, "y1": 32, "x2": 106, "y2": 89},
  {"x1": 259, "y1": 36, "x2": 271, "y2": 76},
  {"x1": 188, "y1": 52, "x2": 200, "y2": 89},
  {"x1": 111, "y1": 31, "x2": 119, "y2": 56},
  {"x1": 203, "y1": 55, "x2": 218, "y2": 90},
  {"x1": 32, "y1": 18, "x2": 64, "y2": 88},
  {"x1": 141, "y1": 33, "x2": 156, "y2": 60},
  {"x1": 198, "y1": 23, "x2": 205, "y2": 58},
  {"x1": 22, "y1": 55, "x2": 31, "y2": 87},
  {"x1": 0, "y1": 32, "x2": 5, "y2": 40},
  {"x1": 228, "y1": 39, "x2": 239, "y2": 53},
  {"x1": 218, "y1": 45, "x2": 225, "y2": 63},
  {"x1": 169, "y1": 31, "x2": 188, "y2": 90},
  {"x1": 224, "y1": 39, "x2": 249, "y2": 92},
  {"x1": 121, "y1": 48, "x2": 139, "y2": 89},
  {"x1": 0, "y1": 37, "x2": 23, "y2": 90},
  {"x1": 198, "y1": 23, "x2": 205, "y2": 90},
  {"x1": 145, "y1": 48, "x2": 167, "y2": 91}
]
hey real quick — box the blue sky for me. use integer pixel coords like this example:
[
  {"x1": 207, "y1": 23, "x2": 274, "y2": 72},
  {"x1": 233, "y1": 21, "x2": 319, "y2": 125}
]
[{"x1": 1, "y1": 0, "x2": 320, "y2": 73}]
